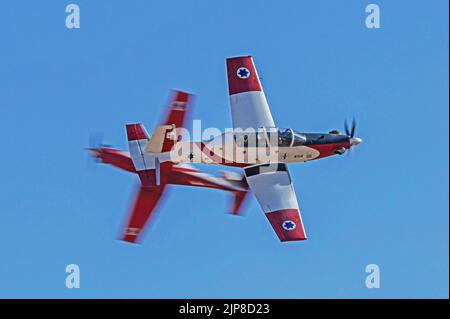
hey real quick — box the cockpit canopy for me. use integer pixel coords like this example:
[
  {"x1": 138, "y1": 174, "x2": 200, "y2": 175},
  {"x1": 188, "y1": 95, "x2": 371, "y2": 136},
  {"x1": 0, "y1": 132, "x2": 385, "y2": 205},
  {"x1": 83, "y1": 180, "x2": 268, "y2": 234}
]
[
  {"x1": 232, "y1": 128, "x2": 307, "y2": 148},
  {"x1": 271, "y1": 128, "x2": 307, "y2": 147}
]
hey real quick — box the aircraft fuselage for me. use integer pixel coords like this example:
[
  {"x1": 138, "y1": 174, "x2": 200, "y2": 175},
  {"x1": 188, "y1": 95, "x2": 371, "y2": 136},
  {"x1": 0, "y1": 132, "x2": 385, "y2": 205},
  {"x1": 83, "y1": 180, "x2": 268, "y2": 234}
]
[{"x1": 170, "y1": 129, "x2": 359, "y2": 167}]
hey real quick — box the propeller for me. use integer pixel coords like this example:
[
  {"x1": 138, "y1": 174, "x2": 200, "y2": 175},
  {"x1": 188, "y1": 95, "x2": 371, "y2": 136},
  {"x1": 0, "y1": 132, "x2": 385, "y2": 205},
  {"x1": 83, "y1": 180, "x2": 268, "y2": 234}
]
[
  {"x1": 88, "y1": 132, "x2": 112, "y2": 150},
  {"x1": 344, "y1": 118, "x2": 357, "y2": 138},
  {"x1": 343, "y1": 118, "x2": 362, "y2": 153},
  {"x1": 86, "y1": 132, "x2": 111, "y2": 169}
]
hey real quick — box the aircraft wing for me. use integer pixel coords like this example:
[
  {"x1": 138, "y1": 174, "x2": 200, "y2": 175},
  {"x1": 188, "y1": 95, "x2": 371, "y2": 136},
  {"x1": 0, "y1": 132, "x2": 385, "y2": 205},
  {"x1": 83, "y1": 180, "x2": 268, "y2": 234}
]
[
  {"x1": 122, "y1": 185, "x2": 165, "y2": 243},
  {"x1": 244, "y1": 163, "x2": 307, "y2": 241},
  {"x1": 226, "y1": 56, "x2": 275, "y2": 129},
  {"x1": 162, "y1": 91, "x2": 191, "y2": 127},
  {"x1": 160, "y1": 91, "x2": 192, "y2": 152},
  {"x1": 142, "y1": 90, "x2": 192, "y2": 155}
]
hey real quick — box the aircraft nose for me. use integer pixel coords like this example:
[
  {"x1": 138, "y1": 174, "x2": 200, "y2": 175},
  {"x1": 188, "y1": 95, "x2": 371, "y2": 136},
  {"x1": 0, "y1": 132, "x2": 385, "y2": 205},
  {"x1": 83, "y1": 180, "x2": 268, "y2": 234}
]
[{"x1": 350, "y1": 137, "x2": 362, "y2": 146}]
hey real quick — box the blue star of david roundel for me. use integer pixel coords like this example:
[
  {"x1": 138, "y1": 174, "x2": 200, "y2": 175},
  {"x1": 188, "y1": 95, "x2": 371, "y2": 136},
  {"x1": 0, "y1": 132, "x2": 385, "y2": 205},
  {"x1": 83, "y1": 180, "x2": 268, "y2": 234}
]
[
  {"x1": 282, "y1": 220, "x2": 296, "y2": 231},
  {"x1": 237, "y1": 67, "x2": 250, "y2": 79}
]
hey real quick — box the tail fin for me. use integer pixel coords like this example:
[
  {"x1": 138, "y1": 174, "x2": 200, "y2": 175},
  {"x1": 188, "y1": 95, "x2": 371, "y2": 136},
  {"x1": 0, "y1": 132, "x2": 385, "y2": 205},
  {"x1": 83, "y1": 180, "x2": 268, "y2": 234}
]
[
  {"x1": 126, "y1": 123, "x2": 158, "y2": 187},
  {"x1": 144, "y1": 125, "x2": 174, "y2": 153}
]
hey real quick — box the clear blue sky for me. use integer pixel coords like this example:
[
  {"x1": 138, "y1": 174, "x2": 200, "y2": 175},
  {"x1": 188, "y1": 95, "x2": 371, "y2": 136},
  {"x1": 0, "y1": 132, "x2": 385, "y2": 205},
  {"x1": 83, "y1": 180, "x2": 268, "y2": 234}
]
[{"x1": 0, "y1": 0, "x2": 448, "y2": 298}]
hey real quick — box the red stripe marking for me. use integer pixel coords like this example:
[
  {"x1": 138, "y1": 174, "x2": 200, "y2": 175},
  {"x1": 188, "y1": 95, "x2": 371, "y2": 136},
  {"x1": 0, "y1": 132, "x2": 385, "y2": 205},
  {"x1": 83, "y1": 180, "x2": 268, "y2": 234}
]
[{"x1": 308, "y1": 142, "x2": 350, "y2": 159}]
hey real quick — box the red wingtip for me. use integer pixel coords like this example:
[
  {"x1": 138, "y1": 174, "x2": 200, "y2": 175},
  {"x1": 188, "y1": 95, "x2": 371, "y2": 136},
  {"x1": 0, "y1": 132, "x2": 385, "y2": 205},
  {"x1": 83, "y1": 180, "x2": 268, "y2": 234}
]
[
  {"x1": 173, "y1": 90, "x2": 190, "y2": 103},
  {"x1": 226, "y1": 56, "x2": 262, "y2": 95},
  {"x1": 122, "y1": 227, "x2": 141, "y2": 243},
  {"x1": 122, "y1": 234, "x2": 137, "y2": 243},
  {"x1": 265, "y1": 209, "x2": 307, "y2": 242}
]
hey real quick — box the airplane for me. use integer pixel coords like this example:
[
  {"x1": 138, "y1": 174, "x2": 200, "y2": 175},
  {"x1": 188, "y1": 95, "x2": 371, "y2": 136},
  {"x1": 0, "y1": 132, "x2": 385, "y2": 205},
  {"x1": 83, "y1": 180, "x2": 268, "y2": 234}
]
[
  {"x1": 88, "y1": 91, "x2": 248, "y2": 243},
  {"x1": 127, "y1": 56, "x2": 363, "y2": 242}
]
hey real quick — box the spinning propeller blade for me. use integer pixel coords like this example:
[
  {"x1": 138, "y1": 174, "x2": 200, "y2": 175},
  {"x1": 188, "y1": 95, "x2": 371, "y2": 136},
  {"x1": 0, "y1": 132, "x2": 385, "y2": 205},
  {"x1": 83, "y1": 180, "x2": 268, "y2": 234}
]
[
  {"x1": 344, "y1": 118, "x2": 357, "y2": 138},
  {"x1": 86, "y1": 132, "x2": 112, "y2": 169},
  {"x1": 343, "y1": 118, "x2": 361, "y2": 155}
]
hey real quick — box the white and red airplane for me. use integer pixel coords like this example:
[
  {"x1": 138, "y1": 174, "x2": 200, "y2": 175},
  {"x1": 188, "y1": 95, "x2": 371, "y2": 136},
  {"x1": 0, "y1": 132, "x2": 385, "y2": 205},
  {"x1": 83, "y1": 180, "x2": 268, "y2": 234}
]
[
  {"x1": 91, "y1": 56, "x2": 362, "y2": 243},
  {"x1": 88, "y1": 91, "x2": 248, "y2": 243},
  {"x1": 124, "y1": 56, "x2": 362, "y2": 242}
]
